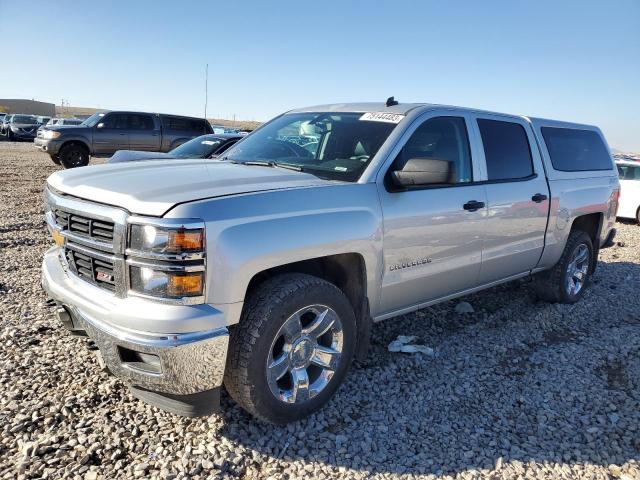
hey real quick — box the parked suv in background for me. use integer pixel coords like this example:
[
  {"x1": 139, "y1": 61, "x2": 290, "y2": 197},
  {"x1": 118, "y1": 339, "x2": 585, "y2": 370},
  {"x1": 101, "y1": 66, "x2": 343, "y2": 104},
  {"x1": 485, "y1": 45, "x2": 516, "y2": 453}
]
[
  {"x1": 35, "y1": 111, "x2": 213, "y2": 168},
  {"x1": 616, "y1": 160, "x2": 640, "y2": 223},
  {"x1": 41, "y1": 101, "x2": 619, "y2": 423},
  {"x1": 42, "y1": 117, "x2": 83, "y2": 129},
  {"x1": 4, "y1": 114, "x2": 40, "y2": 140}
]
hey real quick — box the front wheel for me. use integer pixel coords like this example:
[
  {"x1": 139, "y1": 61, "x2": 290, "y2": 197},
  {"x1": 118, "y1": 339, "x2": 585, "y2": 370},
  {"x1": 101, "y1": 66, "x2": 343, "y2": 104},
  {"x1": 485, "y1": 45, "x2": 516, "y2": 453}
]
[
  {"x1": 59, "y1": 143, "x2": 89, "y2": 168},
  {"x1": 224, "y1": 273, "x2": 356, "y2": 423},
  {"x1": 534, "y1": 230, "x2": 594, "y2": 303}
]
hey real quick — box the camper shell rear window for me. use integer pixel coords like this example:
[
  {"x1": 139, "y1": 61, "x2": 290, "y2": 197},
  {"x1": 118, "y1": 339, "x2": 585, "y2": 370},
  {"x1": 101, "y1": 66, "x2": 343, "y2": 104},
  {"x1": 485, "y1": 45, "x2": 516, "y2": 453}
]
[{"x1": 541, "y1": 127, "x2": 612, "y2": 172}]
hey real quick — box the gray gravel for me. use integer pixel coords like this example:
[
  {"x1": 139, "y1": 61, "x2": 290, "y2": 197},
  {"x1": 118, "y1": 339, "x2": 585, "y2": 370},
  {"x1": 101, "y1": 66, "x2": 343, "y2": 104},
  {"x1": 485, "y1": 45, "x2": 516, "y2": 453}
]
[{"x1": 1, "y1": 140, "x2": 639, "y2": 480}]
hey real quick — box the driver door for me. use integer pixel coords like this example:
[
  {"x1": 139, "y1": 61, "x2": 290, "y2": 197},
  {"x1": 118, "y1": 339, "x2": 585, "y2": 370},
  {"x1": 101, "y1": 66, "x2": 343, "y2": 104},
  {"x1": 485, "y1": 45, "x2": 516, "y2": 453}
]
[
  {"x1": 93, "y1": 113, "x2": 129, "y2": 155},
  {"x1": 377, "y1": 113, "x2": 488, "y2": 315}
]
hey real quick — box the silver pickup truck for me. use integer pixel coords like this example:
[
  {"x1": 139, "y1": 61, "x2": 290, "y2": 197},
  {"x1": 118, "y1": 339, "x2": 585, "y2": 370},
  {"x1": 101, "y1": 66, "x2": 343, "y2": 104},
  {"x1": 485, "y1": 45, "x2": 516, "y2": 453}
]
[{"x1": 41, "y1": 101, "x2": 620, "y2": 423}]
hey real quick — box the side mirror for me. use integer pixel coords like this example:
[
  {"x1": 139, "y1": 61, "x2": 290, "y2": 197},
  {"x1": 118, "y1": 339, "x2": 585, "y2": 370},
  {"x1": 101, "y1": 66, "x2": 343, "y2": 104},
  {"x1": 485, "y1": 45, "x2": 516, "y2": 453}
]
[
  {"x1": 96, "y1": 123, "x2": 104, "y2": 129},
  {"x1": 391, "y1": 158, "x2": 452, "y2": 187}
]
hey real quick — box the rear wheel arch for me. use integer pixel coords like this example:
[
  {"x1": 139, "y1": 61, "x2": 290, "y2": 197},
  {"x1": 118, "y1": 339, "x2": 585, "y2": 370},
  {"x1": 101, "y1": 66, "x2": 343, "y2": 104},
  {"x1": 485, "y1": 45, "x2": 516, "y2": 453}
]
[{"x1": 570, "y1": 212, "x2": 603, "y2": 273}]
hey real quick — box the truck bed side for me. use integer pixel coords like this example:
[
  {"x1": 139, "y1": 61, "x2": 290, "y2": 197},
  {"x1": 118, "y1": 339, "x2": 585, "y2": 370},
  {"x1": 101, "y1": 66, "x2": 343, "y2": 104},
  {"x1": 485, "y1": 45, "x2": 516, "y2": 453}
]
[{"x1": 527, "y1": 117, "x2": 619, "y2": 271}]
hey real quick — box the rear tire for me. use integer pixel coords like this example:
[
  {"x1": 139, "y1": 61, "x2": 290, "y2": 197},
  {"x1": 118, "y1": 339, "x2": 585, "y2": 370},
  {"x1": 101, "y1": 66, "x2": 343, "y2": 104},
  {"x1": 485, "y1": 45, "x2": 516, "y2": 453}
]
[
  {"x1": 224, "y1": 273, "x2": 357, "y2": 424},
  {"x1": 59, "y1": 143, "x2": 89, "y2": 168},
  {"x1": 50, "y1": 154, "x2": 61, "y2": 165},
  {"x1": 534, "y1": 230, "x2": 594, "y2": 303}
]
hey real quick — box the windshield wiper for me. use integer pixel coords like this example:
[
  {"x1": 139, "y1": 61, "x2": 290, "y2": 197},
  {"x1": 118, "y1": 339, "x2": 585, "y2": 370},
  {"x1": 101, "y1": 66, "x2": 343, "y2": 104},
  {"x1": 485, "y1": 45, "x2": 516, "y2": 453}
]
[{"x1": 224, "y1": 159, "x2": 304, "y2": 172}]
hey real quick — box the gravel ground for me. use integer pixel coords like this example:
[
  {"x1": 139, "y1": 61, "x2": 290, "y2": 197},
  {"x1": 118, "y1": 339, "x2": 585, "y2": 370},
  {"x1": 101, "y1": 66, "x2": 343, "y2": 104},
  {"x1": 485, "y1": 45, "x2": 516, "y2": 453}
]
[{"x1": 1, "y1": 141, "x2": 639, "y2": 480}]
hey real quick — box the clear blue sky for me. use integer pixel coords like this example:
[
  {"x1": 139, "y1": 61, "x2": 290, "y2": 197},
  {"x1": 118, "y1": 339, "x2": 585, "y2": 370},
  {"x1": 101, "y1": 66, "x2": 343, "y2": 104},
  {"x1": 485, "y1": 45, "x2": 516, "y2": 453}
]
[{"x1": 2, "y1": 0, "x2": 639, "y2": 151}]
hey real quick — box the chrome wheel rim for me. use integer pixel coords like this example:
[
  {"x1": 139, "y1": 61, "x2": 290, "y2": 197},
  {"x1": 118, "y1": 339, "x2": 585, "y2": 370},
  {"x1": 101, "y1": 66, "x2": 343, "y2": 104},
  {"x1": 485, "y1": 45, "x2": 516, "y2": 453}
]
[
  {"x1": 266, "y1": 305, "x2": 343, "y2": 404},
  {"x1": 566, "y1": 243, "x2": 589, "y2": 296}
]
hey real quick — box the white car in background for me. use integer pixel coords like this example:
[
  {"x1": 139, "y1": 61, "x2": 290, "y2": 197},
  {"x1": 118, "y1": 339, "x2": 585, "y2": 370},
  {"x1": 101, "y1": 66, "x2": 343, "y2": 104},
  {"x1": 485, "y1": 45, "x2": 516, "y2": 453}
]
[{"x1": 616, "y1": 160, "x2": 640, "y2": 223}]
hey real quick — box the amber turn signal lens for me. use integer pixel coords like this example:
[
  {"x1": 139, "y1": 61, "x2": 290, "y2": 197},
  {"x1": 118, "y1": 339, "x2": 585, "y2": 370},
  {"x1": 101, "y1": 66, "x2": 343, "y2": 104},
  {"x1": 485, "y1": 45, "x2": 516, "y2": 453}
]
[
  {"x1": 168, "y1": 230, "x2": 204, "y2": 252},
  {"x1": 167, "y1": 273, "x2": 203, "y2": 297}
]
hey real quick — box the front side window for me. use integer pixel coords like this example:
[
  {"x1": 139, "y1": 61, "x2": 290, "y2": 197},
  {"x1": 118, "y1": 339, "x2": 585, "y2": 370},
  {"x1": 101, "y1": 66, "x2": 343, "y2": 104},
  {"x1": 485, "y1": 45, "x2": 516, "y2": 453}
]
[
  {"x1": 101, "y1": 113, "x2": 129, "y2": 129},
  {"x1": 222, "y1": 112, "x2": 398, "y2": 181},
  {"x1": 395, "y1": 116, "x2": 473, "y2": 184},
  {"x1": 478, "y1": 119, "x2": 534, "y2": 181},
  {"x1": 541, "y1": 127, "x2": 612, "y2": 172}
]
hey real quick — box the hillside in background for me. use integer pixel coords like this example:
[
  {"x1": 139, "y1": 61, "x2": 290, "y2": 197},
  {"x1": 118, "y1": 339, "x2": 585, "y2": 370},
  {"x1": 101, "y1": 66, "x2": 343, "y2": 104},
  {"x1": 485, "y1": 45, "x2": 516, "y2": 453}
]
[{"x1": 56, "y1": 105, "x2": 262, "y2": 131}]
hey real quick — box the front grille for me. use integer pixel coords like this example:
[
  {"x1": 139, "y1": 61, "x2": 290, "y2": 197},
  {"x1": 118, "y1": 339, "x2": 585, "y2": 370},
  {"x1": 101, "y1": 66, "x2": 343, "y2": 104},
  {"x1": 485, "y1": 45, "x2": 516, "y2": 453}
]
[
  {"x1": 55, "y1": 209, "x2": 115, "y2": 244},
  {"x1": 65, "y1": 247, "x2": 116, "y2": 292}
]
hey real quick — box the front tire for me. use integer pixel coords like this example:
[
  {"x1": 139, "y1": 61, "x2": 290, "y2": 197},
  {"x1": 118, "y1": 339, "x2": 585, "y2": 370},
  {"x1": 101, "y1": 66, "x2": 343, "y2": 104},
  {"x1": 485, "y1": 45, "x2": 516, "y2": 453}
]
[
  {"x1": 224, "y1": 273, "x2": 357, "y2": 424},
  {"x1": 59, "y1": 143, "x2": 89, "y2": 168},
  {"x1": 534, "y1": 230, "x2": 594, "y2": 303}
]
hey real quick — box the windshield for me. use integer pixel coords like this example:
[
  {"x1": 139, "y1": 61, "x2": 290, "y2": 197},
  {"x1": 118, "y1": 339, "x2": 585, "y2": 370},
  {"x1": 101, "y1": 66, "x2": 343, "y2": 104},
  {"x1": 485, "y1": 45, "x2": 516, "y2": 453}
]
[
  {"x1": 222, "y1": 112, "x2": 399, "y2": 181},
  {"x1": 169, "y1": 135, "x2": 223, "y2": 158},
  {"x1": 12, "y1": 115, "x2": 38, "y2": 124},
  {"x1": 81, "y1": 112, "x2": 106, "y2": 127}
]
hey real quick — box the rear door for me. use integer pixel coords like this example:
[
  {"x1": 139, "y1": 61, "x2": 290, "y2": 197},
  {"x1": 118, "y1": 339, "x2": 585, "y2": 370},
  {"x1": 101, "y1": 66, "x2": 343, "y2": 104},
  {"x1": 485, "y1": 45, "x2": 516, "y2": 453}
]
[
  {"x1": 377, "y1": 112, "x2": 488, "y2": 315},
  {"x1": 472, "y1": 114, "x2": 550, "y2": 284},
  {"x1": 93, "y1": 113, "x2": 129, "y2": 155},
  {"x1": 128, "y1": 113, "x2": 161, "y2": 151}
]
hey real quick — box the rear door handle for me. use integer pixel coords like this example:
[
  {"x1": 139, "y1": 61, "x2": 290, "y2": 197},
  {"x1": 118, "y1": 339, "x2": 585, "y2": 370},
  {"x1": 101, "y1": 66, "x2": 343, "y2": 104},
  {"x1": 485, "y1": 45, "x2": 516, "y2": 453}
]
[
  {"x1": 463, "y1": 200, "x2": 485, "y2": 211},
  {"x1": 531, "y1": 193, "x2": 548, "y2": 203}
]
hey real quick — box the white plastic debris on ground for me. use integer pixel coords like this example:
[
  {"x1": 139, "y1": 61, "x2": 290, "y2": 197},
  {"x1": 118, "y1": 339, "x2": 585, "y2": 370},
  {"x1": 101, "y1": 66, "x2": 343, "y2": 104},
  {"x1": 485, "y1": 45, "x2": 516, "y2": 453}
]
[
  {"x1": 388, "y1": 335, "x2": 435, "y2": 356},
  {"x1": 454, "y1": 301, "x2": 475, "y2": 314}
]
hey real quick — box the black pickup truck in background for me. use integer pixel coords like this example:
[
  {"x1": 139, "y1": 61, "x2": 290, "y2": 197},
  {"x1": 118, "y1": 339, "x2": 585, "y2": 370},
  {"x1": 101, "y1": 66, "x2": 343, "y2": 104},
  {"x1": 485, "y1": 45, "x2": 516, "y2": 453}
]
[{"x1": 35, "y1": 111, "x2": 213, "y2": 168}]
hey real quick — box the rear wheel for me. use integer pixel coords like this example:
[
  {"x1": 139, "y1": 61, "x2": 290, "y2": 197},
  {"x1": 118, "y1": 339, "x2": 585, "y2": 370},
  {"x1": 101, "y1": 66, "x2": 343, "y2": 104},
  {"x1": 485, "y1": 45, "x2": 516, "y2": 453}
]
[
  {"x1": 59, "y1": 143, "x2": 89, "y2": 168},
  {"x1": 534, "y1": 230, "x2": 594, "y2": 303},
  {"x1": 224, "y1": 273, "x2": 357, "y2": 424}
]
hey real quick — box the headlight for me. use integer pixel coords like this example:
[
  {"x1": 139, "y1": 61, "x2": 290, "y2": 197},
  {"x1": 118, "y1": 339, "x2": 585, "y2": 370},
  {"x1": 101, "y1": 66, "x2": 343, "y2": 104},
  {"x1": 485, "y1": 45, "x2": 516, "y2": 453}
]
[
  {"x1": 43, "y1": 130, "x2": 61, "y2": 139},
  {"x1": 127, "y1": 219, "x2": 206, "y2": 302},
  {"x1": 130, "y1": 266, "x2": 204, "y2": 298},
  {"x1": 129, "y1": 224, "x2": 204, "y2": 255}
]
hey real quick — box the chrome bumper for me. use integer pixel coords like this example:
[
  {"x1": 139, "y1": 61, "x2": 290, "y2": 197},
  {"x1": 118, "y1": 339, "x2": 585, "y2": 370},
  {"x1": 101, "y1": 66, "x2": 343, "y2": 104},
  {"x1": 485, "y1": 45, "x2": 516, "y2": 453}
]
[{"x1": 41, "y1": 247, "x2": 229, "y2": 397}]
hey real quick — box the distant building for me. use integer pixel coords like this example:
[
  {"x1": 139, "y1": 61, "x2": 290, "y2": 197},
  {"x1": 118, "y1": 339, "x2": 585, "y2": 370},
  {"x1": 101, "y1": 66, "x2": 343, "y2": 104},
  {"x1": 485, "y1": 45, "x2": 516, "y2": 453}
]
[{"x1": 0, "y1": 99, "x2": 56, "y2": 116}]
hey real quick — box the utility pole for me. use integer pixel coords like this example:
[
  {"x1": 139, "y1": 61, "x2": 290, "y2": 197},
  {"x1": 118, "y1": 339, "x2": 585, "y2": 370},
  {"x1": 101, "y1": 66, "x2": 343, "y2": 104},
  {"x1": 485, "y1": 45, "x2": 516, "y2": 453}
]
[{"x1": 204, "y1": 64, "x2": 208, "y2": 120}]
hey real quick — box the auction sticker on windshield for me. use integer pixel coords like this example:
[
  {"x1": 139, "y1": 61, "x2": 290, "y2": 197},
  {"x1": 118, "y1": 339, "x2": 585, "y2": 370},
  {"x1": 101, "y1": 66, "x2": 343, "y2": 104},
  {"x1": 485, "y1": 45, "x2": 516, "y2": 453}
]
[{"x1": 359, "y1": 112, "x2": 405, "y2": 123}]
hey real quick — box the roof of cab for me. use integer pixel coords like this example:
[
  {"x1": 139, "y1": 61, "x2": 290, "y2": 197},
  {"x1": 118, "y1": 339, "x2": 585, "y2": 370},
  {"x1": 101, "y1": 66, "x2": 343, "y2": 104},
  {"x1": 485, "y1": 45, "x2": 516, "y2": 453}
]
[
  {"x1": 287, "y1": 102, "x2": 601, "y2": 132},
  {"x1": 288, "y1": 102, "x2": 427, "y2": 115}
]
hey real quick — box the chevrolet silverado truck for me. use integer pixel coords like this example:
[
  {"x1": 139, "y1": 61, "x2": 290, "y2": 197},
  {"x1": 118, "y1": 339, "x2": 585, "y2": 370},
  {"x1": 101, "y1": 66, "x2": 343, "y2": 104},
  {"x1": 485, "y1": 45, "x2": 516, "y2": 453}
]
[
  {"x1": 35, "y1": 111, "x2": 213, "y2": 168},
  {"x1": 41, "y1": 101, "x2": 619, "y2": 423}
]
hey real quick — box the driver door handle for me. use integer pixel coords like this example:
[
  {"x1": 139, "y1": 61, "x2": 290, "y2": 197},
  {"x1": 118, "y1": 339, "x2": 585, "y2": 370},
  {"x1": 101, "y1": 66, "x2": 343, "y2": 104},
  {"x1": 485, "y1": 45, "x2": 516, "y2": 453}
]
[
  {"x1": 531, "y1": 193, "x2": 548, "y2": 203},
  {"x1": 463, "y1": 200, "x2": 485, "y2": 212}
]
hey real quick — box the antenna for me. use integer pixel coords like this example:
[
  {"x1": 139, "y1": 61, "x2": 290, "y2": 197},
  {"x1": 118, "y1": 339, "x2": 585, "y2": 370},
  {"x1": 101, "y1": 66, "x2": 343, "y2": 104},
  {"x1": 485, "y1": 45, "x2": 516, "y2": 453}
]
[
  {"x1": 204, "y1": 63, "x2": 209, "y2": 119},
  {"x1": 386, "y1": 96, "x2": 398, "y2": 107}
]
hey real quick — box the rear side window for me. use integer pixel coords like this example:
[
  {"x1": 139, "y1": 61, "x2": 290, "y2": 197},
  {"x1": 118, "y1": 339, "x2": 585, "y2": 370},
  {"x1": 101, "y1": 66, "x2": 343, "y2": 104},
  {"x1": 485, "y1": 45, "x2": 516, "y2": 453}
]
[
  {"x1": 541, "y1": 127, "x2": 612, "y2": 171},
  {"x1": 477, "y1": 119, "x2": 534, "y2": 181},
  {"x1": 164, "y1": 116, "x2": 207, "y2": 132},
  {"x1": 128, "y1": 114, "x2": 155, "y2": 130}
]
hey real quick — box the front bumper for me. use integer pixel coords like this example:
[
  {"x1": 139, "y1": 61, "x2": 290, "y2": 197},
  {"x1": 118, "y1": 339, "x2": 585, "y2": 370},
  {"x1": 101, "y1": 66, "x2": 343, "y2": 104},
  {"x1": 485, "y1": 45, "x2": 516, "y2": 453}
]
[
  {"x1": 41, "y1": 247, "x2": 230, "y2": 413},
  {"x1": 34, "y1": 137, "x2": 61, "y2": 154},
  {"x1": 11, "y1": 129, "x2": 37, "y2": 139}
]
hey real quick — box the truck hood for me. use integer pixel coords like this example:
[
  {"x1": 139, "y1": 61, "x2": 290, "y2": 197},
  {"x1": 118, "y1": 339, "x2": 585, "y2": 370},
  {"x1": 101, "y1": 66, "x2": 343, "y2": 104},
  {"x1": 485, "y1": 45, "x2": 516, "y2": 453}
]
[{"x1": 47, "y1": 160, "x2": 329, "y2": 216}]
